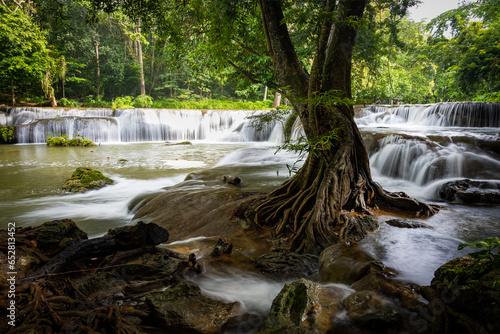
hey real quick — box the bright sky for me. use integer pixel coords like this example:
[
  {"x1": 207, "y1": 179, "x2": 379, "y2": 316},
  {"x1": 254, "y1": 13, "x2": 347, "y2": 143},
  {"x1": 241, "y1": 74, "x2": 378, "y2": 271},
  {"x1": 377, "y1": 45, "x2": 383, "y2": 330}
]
[{"x1": 408, "y1": 0, "x2": 462, "y2": 22}]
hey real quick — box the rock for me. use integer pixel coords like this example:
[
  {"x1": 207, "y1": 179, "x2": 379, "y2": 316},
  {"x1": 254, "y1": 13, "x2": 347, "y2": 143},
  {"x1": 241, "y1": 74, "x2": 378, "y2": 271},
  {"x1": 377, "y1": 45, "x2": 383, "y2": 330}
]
[
  {"x1": 318, "y1": 244, "x2": 376, "y2": 284},
  {"x1": 255, "y1": 251, "x2": 318, "y2": 279},
  {"x1": 385, "y1": 218, "x2": 430, "y2": 228},
  {"x1": 32, "y1": 219, "x2": 88, "y2": 256},
  {"x1": 438, "y1": 179, "x2": 500, "y2": 204},
  {"x1": 209, "y1": 238, "x2": 233, "y2": 257},
  {"x1": 351, "y1": 268, "x2": 427, "y2": 312},
  {"x1": 107, "y1": 221, "x2": 170, "y2": 246},
  {"x1": 62, "y1": 167, "x2": 114, "y2": 192},
  {"x1": 223, "y1": 175, "x2": 241, "y2": 186},
  {"x1": 429, "y1": 255, "x2": 500, "y2": 332},
  {"x1": 165, "y1": 140, "x2": 192, "y2": 146},
  {"x1": 146, "y1": 281, "x2": 239, "y2": 334},
  {"x1": 343, "y1": 290, "x2": 401, "y2": 329},
  {"x1": 261, "y1": 278, "x2": 352, "y2": 333}
]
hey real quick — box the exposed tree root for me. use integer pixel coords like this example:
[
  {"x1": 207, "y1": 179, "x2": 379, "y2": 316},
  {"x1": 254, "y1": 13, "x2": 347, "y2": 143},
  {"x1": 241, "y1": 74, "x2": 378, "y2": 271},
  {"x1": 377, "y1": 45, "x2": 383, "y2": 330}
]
[{"x1": 234, "y1": 124, "x2": 440, "y2": 255}]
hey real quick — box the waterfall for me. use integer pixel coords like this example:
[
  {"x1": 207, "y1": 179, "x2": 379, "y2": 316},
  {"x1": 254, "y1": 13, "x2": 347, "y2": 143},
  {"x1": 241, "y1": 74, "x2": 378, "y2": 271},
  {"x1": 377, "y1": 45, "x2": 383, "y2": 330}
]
[
  {"x1": 1, "y1": 107, "x2": 283, "y2": 143},
  {"x1": 357, "y1": 102, "x2": 500, "y2": 127}
]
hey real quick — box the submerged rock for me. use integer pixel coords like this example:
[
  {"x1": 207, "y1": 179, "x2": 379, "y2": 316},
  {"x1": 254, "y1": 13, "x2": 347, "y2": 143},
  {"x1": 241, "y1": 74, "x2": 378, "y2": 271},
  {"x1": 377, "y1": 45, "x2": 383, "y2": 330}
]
[
  {"x1": 62, "y1": 167, "x2": 114, "y2": 193},
  {"x1": 165, "y1": 140, "x2": 192, "y2": 146},
  {"x1": 223, "y1": 175, "x2": 241, "y2": 186},
  {"x1": 146, "y1": 281, "x2": 239, "y2": 333},
  {"x1": 255, "y1": 251, "x2": 318, "y2": 279},
  {"x1": 343, "y1": 290, "x2": 401, "y2": 329}
]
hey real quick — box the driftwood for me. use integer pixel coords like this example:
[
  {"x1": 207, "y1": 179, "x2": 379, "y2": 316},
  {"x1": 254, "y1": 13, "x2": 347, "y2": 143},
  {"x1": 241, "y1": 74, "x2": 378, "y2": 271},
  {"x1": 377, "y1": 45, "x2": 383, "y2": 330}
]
[{"x1": 18, "y1": 221, "x2": 169, "y2": 285}]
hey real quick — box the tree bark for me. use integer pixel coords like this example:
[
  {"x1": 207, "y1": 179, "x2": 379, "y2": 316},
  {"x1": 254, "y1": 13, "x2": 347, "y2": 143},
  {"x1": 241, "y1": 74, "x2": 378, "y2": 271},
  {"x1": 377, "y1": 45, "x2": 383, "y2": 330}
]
[
  {"x1": 237, "y1": 0, "x2": 439, "y2": 254},
  {"x1": 11, "y1": 78, "x2": 15, "y2": 106},
  {"x1": 94, "y1": 38, "x2": 101, "y2": 99},
  {"x1": 137, "y1": 19, "x2": 146, "y2": 96}
]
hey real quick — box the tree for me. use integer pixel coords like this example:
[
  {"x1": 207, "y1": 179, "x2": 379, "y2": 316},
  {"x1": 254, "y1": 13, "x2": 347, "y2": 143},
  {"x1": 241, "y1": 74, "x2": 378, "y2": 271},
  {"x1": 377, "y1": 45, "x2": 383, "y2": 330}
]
[
  {"x1": 91, "y1": 0, "x2": 438, "y2": 254},
  {"x1": 0, "y1": 4, "x2": 53, "y2": 105}
]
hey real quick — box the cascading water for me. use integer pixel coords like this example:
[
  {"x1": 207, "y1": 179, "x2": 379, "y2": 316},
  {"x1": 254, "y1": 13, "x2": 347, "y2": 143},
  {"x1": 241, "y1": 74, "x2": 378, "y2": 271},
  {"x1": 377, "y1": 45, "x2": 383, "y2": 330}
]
[
  {"x1": 356, "y1": 102, "x2": 500, "y2": 285},
  {"x1": 0, "y1": 107, "x2": 282, "y2": 143}
]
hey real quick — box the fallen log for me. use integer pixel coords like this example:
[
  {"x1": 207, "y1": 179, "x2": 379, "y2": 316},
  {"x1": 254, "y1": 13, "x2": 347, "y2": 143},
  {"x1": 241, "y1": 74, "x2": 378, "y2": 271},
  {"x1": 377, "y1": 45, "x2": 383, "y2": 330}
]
[{"x1": 18, "y1": 221, "x2": 169, "y2": 285}]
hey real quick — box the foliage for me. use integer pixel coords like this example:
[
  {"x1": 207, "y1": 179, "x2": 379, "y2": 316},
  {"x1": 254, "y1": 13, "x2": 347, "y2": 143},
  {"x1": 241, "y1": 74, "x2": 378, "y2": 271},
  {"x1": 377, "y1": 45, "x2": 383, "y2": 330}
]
[
  {"x1": 46, "y1": 134, "x2": 96, "y2": 147},
  {"x1": 133, "y1": 94, "x2": 153, "y2": 108},
  {"x1": 0, "y1": 126, "x2": 15, "y2": 143},
  {"x1": 59, "y1": 98, "x2": 81, "y2": 108},
  {"x1": 152, "y1": 98, "x2": 276, "y2": 110},
  {"x1": 113, "y1": 96, "x2": 134, "y2": 109},
  {"x1": 276, "y1": 130, "x2": 340, "y2": 176},
  {"x1": 0, "y1": 5, "x2": 54, "y2": 105},
  {"x1": 459, "y1": 237, "x2": 500, "y2": 261}
]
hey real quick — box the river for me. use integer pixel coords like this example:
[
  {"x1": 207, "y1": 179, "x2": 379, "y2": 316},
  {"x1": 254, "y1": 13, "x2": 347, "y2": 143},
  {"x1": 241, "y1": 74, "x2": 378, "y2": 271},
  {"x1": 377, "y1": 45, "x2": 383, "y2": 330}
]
[{"x1": 1, "y1": 103, "x2": 499, "y2": 324}]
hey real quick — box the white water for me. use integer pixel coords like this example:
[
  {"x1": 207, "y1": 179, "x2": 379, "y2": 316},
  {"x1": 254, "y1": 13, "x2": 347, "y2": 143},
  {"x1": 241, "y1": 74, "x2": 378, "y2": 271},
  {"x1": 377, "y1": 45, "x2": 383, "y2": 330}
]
[
  {"x1": 1, "y1": 107, "x2": 282, "y2": 143},
  {"x1": 1, "y1": 103, "x2": 499, "y2": 306}
]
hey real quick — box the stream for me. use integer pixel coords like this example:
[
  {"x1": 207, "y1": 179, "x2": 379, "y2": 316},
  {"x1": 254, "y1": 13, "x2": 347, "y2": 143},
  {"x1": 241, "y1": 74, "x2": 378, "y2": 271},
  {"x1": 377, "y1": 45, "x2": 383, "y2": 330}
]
[{"x1": 1, "y1": 103, "x2": 499, "y2": 328}]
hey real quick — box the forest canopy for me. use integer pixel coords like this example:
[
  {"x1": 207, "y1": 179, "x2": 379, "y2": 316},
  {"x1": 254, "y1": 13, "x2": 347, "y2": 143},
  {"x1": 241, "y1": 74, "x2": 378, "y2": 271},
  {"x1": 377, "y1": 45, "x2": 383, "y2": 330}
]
[{"x1": 0, "y1": 0, "x2": 499, "y2": 107}]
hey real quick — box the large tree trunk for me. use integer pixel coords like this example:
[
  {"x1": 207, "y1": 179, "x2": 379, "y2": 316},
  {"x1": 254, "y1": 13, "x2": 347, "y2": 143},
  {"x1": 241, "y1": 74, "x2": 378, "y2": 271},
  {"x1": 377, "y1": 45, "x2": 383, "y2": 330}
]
[{"x1": 238, "y1": 0, "x2": 439, "y2": 255}]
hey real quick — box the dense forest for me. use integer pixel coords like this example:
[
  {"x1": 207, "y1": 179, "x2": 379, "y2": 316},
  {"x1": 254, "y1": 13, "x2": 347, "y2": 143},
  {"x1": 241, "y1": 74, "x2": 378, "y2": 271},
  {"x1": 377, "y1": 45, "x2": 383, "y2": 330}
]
[{"x1": 1, "y1": 0, "x2": 499, "y2": 108}]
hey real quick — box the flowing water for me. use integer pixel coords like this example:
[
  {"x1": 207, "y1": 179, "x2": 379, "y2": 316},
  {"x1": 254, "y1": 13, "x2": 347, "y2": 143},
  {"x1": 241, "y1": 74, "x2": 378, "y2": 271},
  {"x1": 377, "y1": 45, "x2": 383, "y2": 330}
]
[{"x1": 1, "y1": 103, "x2": 500, "y2": 324}]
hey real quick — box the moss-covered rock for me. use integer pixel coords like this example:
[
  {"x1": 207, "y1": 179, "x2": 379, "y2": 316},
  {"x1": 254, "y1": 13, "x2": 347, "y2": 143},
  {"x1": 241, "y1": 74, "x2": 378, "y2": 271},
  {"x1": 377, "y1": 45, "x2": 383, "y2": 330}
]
[
  {"x1": 430, "y1": 255, "x2": 500, "y2": 332},
  {"x1": 62, "y1": 167, "x2": 114, "y2": 193},
  {"x1": 261, "y1": 278, "x2": 350, "y2": 332},
  {"x1": 146, "y1": 281, "x2": 239, "y2": 334},
  {"x1": 34, "y1": 219, "x2": 88, "y2": 255}
]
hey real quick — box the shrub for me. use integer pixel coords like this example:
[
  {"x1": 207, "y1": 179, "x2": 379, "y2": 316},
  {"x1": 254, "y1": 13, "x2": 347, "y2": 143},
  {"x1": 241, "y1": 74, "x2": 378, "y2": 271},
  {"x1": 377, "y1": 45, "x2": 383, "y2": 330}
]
[
  {"x1": 113, "y1": 96, "x2": 134, "y2": 109},
  {"x1": 59, "y1": 98, "x2": 81, "y2": 108},
  {"x1": 133, "y1": 95, "x2": 154, "y2": 108}
]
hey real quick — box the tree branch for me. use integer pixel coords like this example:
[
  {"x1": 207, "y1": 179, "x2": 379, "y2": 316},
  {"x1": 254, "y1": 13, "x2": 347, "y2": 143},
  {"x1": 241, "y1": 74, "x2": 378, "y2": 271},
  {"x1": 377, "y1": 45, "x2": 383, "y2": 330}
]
[
  {"x1": 257, "y1": 0, "x2": 309, "y2": 99},
  {"x1": 322, "y1": 0, "x2": 367, "y2": 96}
]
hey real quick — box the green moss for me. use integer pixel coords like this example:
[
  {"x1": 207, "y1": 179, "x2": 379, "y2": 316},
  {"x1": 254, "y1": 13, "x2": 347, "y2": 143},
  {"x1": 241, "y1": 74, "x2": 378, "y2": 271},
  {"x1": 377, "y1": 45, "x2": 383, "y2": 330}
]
[
  {"x1": 63, "y1": 167, "x2": 114, "y2": 192},
  {"x1": 47, "y1": 134, "x2": 96, "y2": 147}
]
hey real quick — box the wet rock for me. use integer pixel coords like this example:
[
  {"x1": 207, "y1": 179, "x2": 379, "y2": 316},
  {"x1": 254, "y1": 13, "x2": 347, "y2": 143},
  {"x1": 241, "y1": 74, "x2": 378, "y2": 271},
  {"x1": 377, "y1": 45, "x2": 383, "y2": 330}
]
[
  {"x1": 146, "y1": 281, "x2": 239, "y2": 334},
  {"x1": 32, "y1": 219, "x2": 88, "y2": 255},
  {"x1": 62, "y1": 167, "x2": 114, "y2": 193},
  {"x1": 351, "y1": 267, "x2": 427, "y2": 312},
  {"x1": 223, "y1": 175, "x2": 241, "y2": 186},
  {"x1": 209, "y1": 238, "x2": 233, "y2": 257},
  {"x1": 261, "y1": 278, "x2": 351, "y2": 332},
  {"x1": 344, "y1": 290, "x2": 401, "y2": 329},
  {"x1": 255, "y1": 251, "x2": 318, "y2": 279},
  {"x1": 385, "y1": 219, "x2": 430, "y2": 228},
  {"x1": 107, "y1": 221, "x2": 170, "y2": 246},
  {"x1": 429, "y1": 255, "x2": 500, "y2": 332},
  {"x1": 319, "y1": 244, "x2": 376, "y2": 284},
  {"x1": 438, "y1": 179, "x2": 500, "y2": 204},
  {"x1": 165, "y1": 140, "x2": 192, "y2": 146}
]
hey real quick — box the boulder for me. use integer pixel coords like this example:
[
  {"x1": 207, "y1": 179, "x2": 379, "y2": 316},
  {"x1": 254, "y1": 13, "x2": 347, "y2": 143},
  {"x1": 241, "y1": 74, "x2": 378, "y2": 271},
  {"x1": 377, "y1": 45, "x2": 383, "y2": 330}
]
[
  {"x1": 343, "y1": 290, "x2": 401, "y2": 329},
  {"x1": 62, "y1": 167, "x2": 114, "y2": 193},
  {"x1": 146, "y1": 281, "x2": 239, "y2": 334},
  {"x1": 438, "y1": 179, "x2": 500, "y2": 204},
  {"x1": 429, "y1": 255, "x2": 500, "y2": 332},
  {"x1": 32, "y1": 218, "x2": 88, "y2": 255},
  {"x1": 261, "y1": 278, "x2": 352, "y2": 333}
]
